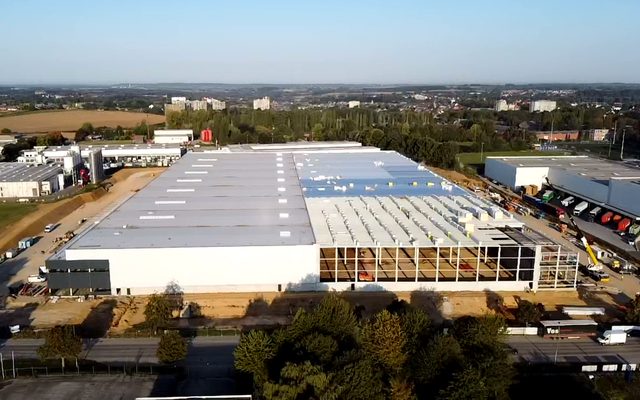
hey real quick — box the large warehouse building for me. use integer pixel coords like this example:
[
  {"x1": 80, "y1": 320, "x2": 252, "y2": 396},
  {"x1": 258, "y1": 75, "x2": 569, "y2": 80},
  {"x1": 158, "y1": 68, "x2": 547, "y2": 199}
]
[
  {"x1": 46, "y1": 144, "x2": 578, "y2": 295},
  {"x1": 485, "y1": 156, "x2": 640, "y2": 219}
]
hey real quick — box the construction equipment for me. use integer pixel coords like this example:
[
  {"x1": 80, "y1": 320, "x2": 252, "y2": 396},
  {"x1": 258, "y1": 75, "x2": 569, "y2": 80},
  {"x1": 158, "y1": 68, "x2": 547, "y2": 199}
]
[{"x1": 545, "y1": 177, "x2": 603, "y2": 271}]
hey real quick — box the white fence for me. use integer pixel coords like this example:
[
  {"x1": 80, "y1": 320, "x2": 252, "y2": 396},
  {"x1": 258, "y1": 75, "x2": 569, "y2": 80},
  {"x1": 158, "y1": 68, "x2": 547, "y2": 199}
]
[{"x1": 506, "y1": 327, "x2": 538, "y2": 335}]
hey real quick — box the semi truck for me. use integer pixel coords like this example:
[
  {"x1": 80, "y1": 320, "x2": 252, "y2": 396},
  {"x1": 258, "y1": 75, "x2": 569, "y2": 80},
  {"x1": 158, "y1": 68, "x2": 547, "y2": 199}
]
[
  {"x1": 573, "y1": 201, "x2": 589, "y2": 216},
  {"x1": 597, "y1": 330, "x2": 627, "y2": 345}
]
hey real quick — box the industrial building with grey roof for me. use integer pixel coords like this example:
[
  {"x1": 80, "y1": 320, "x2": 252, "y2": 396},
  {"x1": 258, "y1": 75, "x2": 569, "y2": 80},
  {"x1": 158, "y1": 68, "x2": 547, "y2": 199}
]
[
  {"x1": 485, "y1": 155, "x2": 640, "y2": 219},
  {"x1": 47, "y1": 142, "x2": 578, "y2": 295}
]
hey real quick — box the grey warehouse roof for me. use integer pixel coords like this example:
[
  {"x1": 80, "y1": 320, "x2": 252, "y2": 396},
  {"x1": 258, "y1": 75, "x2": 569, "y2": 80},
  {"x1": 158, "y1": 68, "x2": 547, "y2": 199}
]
[
  {"x1": 0, "y1": 163, "x2": 61, "y2": 182},
  {"x1": 66, "y1": 152, "x2": 315, "y2": 249},
  {"x1": 488, "y1": 156, "x2": 640, "y2": 181}
]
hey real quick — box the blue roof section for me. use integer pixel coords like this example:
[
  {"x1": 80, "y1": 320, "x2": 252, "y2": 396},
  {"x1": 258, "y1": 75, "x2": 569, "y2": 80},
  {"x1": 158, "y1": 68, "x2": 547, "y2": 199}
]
[{"x1": 295, "y1": 151, "x2": 467, "y2": 198}]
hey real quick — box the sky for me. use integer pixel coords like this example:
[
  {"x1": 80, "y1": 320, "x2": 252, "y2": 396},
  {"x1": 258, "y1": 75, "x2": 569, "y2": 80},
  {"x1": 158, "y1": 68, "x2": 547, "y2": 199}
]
[{"x1": 1, "y1": 0, "x2": 639, "y2": 84}]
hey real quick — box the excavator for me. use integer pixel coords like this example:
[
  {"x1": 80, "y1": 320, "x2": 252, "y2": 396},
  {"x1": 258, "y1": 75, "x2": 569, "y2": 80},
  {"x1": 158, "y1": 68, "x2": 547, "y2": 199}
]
[{"x1": 544, "y1": 177, "x2": 604, "y2": 271}]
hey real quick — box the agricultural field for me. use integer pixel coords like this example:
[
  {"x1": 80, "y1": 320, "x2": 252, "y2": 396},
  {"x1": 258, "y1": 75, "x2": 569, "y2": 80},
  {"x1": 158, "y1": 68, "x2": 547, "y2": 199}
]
[
  {"x1": 0, "y1": 203, "x2": 37, "y2": 230},
  {"x1": 0, "y1": 110, "x2": 165, "y2": 133},
  {"x1": 457, "y1": 150, "x2": 568, "y2": 166}
]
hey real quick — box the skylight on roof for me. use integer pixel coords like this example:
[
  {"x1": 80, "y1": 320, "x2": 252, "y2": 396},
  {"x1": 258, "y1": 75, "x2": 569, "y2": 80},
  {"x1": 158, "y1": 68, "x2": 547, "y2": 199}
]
[
  {"x1": 139, "y1": 215, "x2": 175, "y2": 220},
  {"x1": 280, "y1": 231, "x2": 291, "y2": 237}
]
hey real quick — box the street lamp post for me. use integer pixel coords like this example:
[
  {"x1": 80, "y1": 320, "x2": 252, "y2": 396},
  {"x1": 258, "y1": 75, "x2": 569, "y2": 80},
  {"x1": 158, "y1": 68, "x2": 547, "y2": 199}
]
[{"x1": 620, "y1": 128, "x2": 626, "y2": 161}]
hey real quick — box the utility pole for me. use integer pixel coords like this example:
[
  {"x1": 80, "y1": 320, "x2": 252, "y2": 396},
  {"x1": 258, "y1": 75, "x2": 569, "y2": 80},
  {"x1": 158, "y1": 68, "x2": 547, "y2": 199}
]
[
  {"x1": 620, "y1": 128, "x2": 626, "y2": 161},
  {"x1": 480, "y1": 142, "x2": 484, "y2": 163},
  {"x1": 613, "y1": 120, "x2": 617, "y2": 144}
]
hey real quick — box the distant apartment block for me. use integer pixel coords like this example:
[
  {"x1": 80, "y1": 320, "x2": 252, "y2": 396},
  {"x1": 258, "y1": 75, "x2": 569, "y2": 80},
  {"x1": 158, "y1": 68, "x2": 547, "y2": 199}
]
[
  {"x1": 495, "y1": 99, "x2": 518, "y2": 111},
  {"x1": 348, "y1": 100, "x2": 361, "y2": 109},
  {"x1": 206, "y1": 98, "x2": 226, "y2": 110},
  {"x1": 171, "y1": 96, "x2": 187, "y2": 104},
  {"x1": 530, "y1": 100, "x2": 557, "y2": 112},
  {"x1": 253, "y1": 97, "x2": 271, "y2": 110},
  {"x1": 189, "y1": 100, "x2": 208, "y2": 111},
  {"x1": 165, "y1": 102, "x2": 186, "y2": 114}
]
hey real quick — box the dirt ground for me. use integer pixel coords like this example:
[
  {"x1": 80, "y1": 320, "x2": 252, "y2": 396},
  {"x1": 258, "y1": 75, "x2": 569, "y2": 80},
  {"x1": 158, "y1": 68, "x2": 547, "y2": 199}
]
[
  {"x1": 106, "y1": 289, "x2": 599, "y2": 333},
  {"x1": 430, "y1": 166, "x2": 485, "y2": 190},
  {"x1": 0, "y1": 110, "x2": 165, "y2": 133},
  {"x1": 0, "y1": 168, "x2": 165, "y2": 254},
  {"x1": 0, "y1": 288, "x2": 619, "y2": 334}
]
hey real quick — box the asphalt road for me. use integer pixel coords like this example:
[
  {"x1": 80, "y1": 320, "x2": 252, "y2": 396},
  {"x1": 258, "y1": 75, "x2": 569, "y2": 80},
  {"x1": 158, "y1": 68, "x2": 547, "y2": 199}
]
[
  {"x1": 507, "y1": 335, "x2": 640, "y2": 365},
  {"x1": 0, "y1": 336, "x2": 239, "y2": 366}
]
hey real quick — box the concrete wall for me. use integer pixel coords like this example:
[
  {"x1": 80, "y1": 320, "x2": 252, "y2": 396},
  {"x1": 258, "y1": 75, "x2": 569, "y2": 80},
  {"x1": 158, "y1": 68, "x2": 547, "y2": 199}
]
[
  {"x1": 548, "y1": 168, "x2": 609, "y2": 204},
  {"x1": 65, "y1": 245, "x2": 318, "y2": 295},
  {"x1": 608, "y1": 179, "x2": 640, "y2": 218},
  {"x1": 484, "y1": 159, "x2": 518, "y2": 189}
]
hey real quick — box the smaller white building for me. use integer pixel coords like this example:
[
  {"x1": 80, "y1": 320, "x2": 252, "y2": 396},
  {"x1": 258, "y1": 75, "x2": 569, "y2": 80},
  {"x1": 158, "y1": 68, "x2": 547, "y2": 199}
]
[
  {"x1": 0, "y1": 163, "x2": 63, "y2": 198},
  {"x1": 348, "y1": 100, "x2": 361, "y2": 109},
  {"x1": 171, "y1": 96, "x2": 187, "y2": 104},
  {"x1": 530, "y1": 100, "x2": 557, "y2": 112},
  {"x1": 153, "y1": 129, "x2": 194, "y2": 144},
  {"x1": 253, "y1": 97, "x2": 271, "y2": 110}
]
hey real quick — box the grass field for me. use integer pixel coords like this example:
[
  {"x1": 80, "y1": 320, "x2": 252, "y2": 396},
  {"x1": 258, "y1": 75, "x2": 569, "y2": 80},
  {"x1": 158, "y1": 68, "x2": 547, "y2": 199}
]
[
  {"x1": 457, "y1": 150, "x2": 568, "y2": 166},
  {"x1": 0, "y1": 110, "x2": 165, "y2": 133},
  {"x1": 0, "y1": 203, "x2": 38, "y2": 230}
]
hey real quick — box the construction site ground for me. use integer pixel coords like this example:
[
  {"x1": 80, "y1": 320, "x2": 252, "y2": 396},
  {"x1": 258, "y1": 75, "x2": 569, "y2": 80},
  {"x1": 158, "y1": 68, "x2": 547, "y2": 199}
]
[
  {"x1": 0, "y1": 168, "x2": 165, "y2": 296},
  {"x1": 0, "y1": 288, "x2": 620, "y2": 336}
]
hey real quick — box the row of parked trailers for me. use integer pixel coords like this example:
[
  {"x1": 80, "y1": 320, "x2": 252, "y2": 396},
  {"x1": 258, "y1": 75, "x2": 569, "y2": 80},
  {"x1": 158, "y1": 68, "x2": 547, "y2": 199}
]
[{"x1": 524, "y1": 192, "x2": 639, "y2": 238}]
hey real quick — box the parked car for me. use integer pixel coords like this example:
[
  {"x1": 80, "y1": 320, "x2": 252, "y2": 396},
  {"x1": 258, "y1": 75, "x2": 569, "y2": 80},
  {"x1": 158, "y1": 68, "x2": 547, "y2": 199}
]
[
  {"x1": 44, "y1": 223, "x2": 56, "y2": 233},
  {"x1": 27, "y1": 274, "x2": 46, "y2": 283},
  {"x1": 601, "y1": 211, "x2": 614, "y2": 224}
]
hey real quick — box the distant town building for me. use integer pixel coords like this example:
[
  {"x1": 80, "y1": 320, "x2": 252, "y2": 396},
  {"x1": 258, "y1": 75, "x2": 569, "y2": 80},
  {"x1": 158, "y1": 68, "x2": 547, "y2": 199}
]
[
  {"x1": 413, "y1": 94, "x2": 428, "y2": 101},
  {"x1": 534, "y1": 130, "x2": 579, "y2": 142},
  {"x1": 584, "y1": 129, "x2": 609, "y2": 141},
  {"x1": 530, "y1": 100, "x2": 557, "y2": 112},
  {"x1": 205, "y1": 98, "x2": 226, "y2": 110},
  {"x1": 348, "y1": 100, "x2": 361, "y2": 109},
  {"x1": 253, "y1": 97, "x2": 271, "y2": 110},
  {"x1": 495, "y1": 99, "x2": 519, "y2": 111},
  {"x1": 189, "y1": 100, "x2": 208, "y2": 111},
  {"x1": 153, "y1": 129, "x2": 194, "y2": 145},
  {"x1": 165, "y1": 102, "x2": 186, "y2": 114},
  {"x1": 171, "y1": 97, "x2": 187, "y2": 104}
]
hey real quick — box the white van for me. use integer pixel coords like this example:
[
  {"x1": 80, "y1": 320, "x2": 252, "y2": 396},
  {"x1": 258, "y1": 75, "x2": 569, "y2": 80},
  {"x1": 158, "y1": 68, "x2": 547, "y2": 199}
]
[
  {"x1": 573, "y1": 201, "x2": 589, "y2": 215},
  {"x1": 561, "y1": 196, "x2": 575, "y2": 207},
  {"x1": 589, "y1": 207, "x2": 602, "y2": 217}
]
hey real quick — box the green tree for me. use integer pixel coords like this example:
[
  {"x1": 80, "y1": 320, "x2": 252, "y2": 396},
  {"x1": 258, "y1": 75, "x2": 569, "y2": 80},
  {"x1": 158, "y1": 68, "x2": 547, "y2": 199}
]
[
  {"x1": 625, "y1": 294, "x2": 640, "y2": 324},
  {"x1": 361, "y1": 310, "x2": 407, "y2": 373},
  {"x1": 515, "y1": 300, "x2": 542, "y2": 326},
  {"x1": 75, "y1": 122, "x2": 94, "y2": 142},
  {"x1": 144, "y1": 293, "x2": 173, "y2": 333},
  {"x1": 1, "y1": 128, "x2": 11, "y2": 134},
  {"x1": 438, "y1": 366, "x2": 489, "y2": 400},
  {"x1": 37, "y1": 325, "x2": 82, "y2": 370},
  {"x1": 235, "y1": 329, "x2": 276, "y2": 386},
  {"x1": 156, "y1": 330, "x2": 187, "y2": 364}
]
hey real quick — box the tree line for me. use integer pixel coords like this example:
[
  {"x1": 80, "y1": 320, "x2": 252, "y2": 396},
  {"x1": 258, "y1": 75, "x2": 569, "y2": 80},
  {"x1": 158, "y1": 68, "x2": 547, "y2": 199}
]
[
  {"x1": 235, "y1": 294, "x2": 513, "y2": 400},
  {"x1": 166, "y1": 108, "x2": 536, "y2": 169}
]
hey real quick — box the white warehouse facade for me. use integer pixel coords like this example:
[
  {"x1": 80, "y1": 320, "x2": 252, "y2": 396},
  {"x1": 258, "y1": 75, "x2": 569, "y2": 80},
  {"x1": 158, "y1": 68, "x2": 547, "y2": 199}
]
[
  {"x1": 485, "y1": 156, "x2": 640, "y2": 220},
  {"x1": 47, "y1": 144, "x2": 578, "y2": 295}
]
